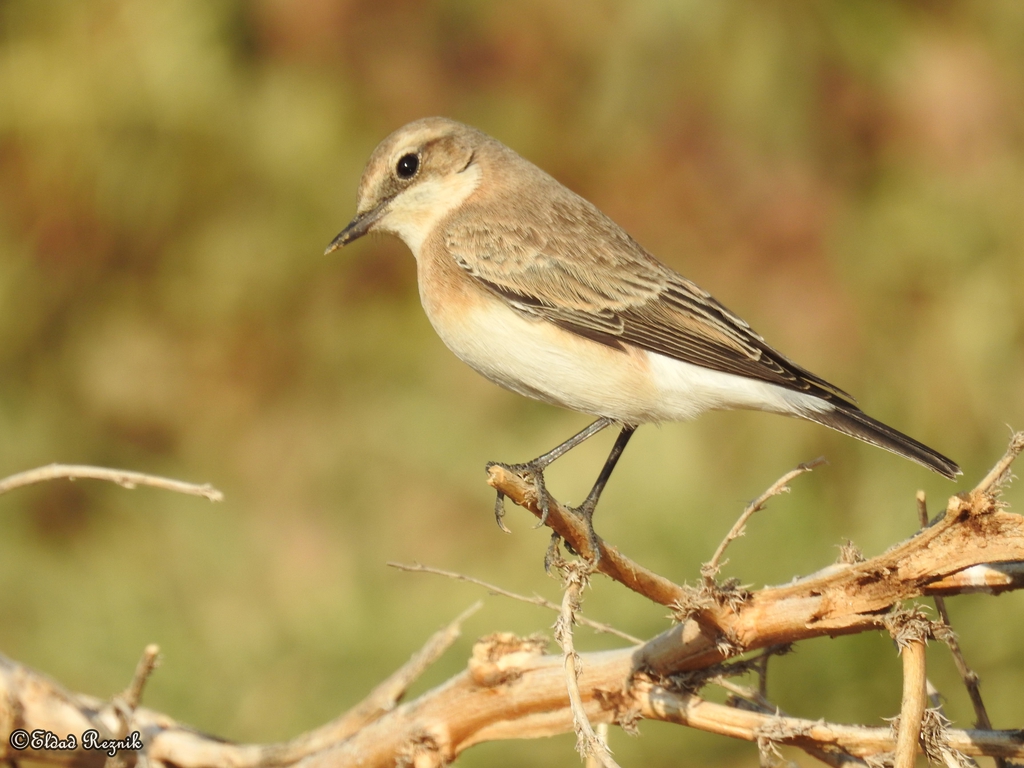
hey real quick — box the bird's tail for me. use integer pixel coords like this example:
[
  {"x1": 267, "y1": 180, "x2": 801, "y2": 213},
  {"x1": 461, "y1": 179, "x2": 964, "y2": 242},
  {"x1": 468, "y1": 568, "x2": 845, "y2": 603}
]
[{"x1": 803, "y1": 402, "x2": 961, "y2": 480}]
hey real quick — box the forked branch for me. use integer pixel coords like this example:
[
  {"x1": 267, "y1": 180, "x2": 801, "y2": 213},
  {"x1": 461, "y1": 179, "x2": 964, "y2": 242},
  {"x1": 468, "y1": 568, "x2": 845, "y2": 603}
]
[{"x1": 1, "y1": 437, "x2": 1023, "y2": 767}]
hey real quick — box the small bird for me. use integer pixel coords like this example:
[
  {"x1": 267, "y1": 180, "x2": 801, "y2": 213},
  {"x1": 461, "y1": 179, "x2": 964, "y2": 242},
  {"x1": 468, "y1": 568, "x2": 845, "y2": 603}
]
[{"x1": 327, "y1": 117, "x2": 959, "y2": 553}]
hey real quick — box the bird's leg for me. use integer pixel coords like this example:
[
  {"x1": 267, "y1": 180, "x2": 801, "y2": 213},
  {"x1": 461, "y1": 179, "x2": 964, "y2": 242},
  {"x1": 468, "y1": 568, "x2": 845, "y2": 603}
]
[
  {"x1": 568, "y1": 424, "x2": 636, "y2": 564},
  {"x1": 489, "y1": 417, "x2": 613, "y2": 530}
]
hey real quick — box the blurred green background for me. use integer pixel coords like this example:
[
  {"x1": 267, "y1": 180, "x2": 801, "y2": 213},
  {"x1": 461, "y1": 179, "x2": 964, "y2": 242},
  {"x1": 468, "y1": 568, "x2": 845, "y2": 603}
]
[{"x1": 1, "y1": 1, "x2": 1022, "y2": 765}]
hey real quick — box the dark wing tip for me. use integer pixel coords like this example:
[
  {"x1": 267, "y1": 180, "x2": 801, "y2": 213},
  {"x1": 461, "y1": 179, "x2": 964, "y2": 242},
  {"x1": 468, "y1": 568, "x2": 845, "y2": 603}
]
[{"x1": 805, "y1": 403, "x2": 961, "y2": 480}]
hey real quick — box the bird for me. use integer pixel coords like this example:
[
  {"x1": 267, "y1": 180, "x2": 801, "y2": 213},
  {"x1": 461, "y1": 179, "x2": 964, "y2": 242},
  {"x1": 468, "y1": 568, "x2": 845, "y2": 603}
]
[{"x1": 326, "y1": 117, "x2": 960, "y2": 556}]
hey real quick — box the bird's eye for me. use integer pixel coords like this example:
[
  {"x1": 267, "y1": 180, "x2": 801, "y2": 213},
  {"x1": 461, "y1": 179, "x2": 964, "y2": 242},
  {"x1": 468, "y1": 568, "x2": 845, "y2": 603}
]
[{"x1": 396, "y1": 153, "x2": 419, "y2": 179}]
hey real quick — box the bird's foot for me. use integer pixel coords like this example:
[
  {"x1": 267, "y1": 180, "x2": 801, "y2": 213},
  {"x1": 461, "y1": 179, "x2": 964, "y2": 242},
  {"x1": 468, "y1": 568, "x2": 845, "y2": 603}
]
[
  {"x1": 486, "y1": 459, "x2": 554, "y2": 531},
  {"x1": 543, "y1": 531, "x2": 565, "y2": 574},
  {"x1": 565, "y1": 499, "x2": 602, "y2": 567}
]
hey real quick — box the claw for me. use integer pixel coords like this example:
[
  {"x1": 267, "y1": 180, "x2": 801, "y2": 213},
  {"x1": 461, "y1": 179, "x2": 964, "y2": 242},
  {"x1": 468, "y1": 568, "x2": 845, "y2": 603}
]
[
  {"x1": 529, "y1": 467, "x2": 552, "y2": 528},
  {"x1": 493, "y1": 490, "x2": 512, "y2": 534},
  {"x1": 484, "y1": 418, "x2": 622, "y2": 547},
  {"x1": 569, "y1": 501, "x2": 603, "y2": 567},
  {"x1": 585, "y1": 523, "x2": 602, "y2": 568},
  {"x1": 543, "y1": 532, "x2": 562, "y2": 574},
  {"x1": 489, "y1": 459, "x2": 554, "y2": 529}
]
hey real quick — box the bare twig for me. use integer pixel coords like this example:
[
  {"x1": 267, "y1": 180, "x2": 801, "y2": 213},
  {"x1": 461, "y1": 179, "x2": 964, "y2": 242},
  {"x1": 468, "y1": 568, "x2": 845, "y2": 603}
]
[
  {"x1": 494, "y1": 448, "x2": 1024, "y2": 678},
  {"x1": 916, "y1": 492, "x2": 1003, "y2": 767},
  {"x1": 714, "y1": 678, "x2": 868, "y2": 766},
  {"x1": 388, "y1": 561, "x2": 642, "y2": 644},
  {"x1": 105, "y1": 644, "x2": 161, "y2": 768},
  {"x1": 2, "y1": 438, "x2": 1024, "y2": 766},
  {"x1": 916, "y1": 489, "x2": 931, "y2": 529},
  {"x1": 974, "y1": 430, "x2": 1024, "y2": 494},
  {"x1": 0, "y1": 464, "x2": 223, "y2": 502},
  {"x1": 702, "y1": 457, "x2": 826, "y2": 585},
  {"x1": 894, "y1": 639, "x2": 927, "y2": 768},
  {"x1": 642, "y1": 490, "x2": 1024, "y2": 677},
  {"x1": 636, "y1": 683, "x2": 1024, "y2": 761},
  {"x1": 119, "y1": 644, "x2": 160, "y2": 715},
  {"x1": 553, "y1": 560, "x2": 620, "y2": 768},
  {"x1": 4, "y1": 502, "x2": 1024, "y2": 768},
  {"x1": 6, "y1": 640, "x2": 1020, "y2": 768},
  {"x1": 585, "y1": 723, "x2": 611, "y2": 768}
]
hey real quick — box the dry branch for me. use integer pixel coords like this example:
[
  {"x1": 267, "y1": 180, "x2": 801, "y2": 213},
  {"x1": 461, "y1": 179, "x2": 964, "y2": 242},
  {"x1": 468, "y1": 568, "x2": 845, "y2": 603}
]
[
  {"x1": 486, "y1": 463, "x2": 689, "y2": 607},
  {"x1": 918, "y1": 490, "x2": 1004, "y2": 768},
  {"x1": 2, "y1": 642, "x2": 1022, "y2": 768},
  {"x1": 552, "y1": 560, "x2": 619, "y2": 767},
  {"x1": 893, "y1": 640, "x2": 927, "y2": 768},
  {"x1": 2, "y1": 438, "x2": 1024, "y2": 766},
  {"x1": 118, "y1": 644, "x2": 161, "y2": 716},
  {"x1": 485, "y1": 463, "x2": 1024, "y2": 679},
  {"x1": 701, "y1": 457, "x2": 825, "y2": 586},
  {"x1": 0, "y1": 464, "x2": 223, "y2": 502},
  {"x1": 3, "y1": 484, "x2": 1023, "y2": 766},
  {"x1": 387, "y1": 561, "x2": 642, "y2": 644}
]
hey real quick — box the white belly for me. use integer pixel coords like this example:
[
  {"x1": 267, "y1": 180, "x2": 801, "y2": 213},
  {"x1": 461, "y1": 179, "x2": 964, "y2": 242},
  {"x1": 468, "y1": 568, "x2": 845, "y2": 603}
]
[{"x1": 423, "y1": 288, "x2": 830, "y2": 425}]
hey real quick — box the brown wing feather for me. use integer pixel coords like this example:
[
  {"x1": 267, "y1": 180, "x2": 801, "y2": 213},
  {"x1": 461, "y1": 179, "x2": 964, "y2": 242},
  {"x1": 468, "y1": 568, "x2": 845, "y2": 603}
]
[{"x1": 444, "y1": 181, "x2": 854, "y2": 404}]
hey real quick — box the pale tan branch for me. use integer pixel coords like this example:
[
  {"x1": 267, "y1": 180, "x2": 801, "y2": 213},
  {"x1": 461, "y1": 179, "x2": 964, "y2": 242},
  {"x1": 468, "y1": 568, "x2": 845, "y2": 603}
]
[
  {"x1": 2, "y1": 438, "x2": 1023, "y2": 766},
  {"x1": 4, "y1": 486, "x2": 1023, "y2": 765},
  {"x1": 702, "y1": 457, "x2": 825, "y2": 584},
  {"x1": 641, "y1": 488, "x2": 1024, "y2": 676},
  {"x1": 387, "y1": 561, "x2": 642, "y2": 644},
  {"x1": 712, "y1": 679, "x2": 866, "y2": 767},
  {"x1": 0, "y1": 605, "x2": 480, "y2": 768},
  {"x1": 487, "y1": 454, "x2": 1024, "y2": 686},
  {"x1": 585, "y1": 723, "x2": 611, "y2": 768},
  {"x1": 974, "y1": 430, "x2": 1024, "y2": 494},
  {"x1": 4, "y1": 643, "x2": 1023, "y2": 768},
  {"x1": 893, "y1": 640, "x2": 927, "y2": 768},
  {"x1": 0, "y1": 464, "x2": 223, "y2": 502},
  {"x1": 107, "y1": 642, "x2": 162, "y2": 756},
  {"x1": 553, "y1": 561, "x2": 619, "y2": 767},
  {"x1": 486, "y1": 464, "x2": 688, "y2": 606},
  {"x1": 107, "y1": 645, "x2": 161, "y2": 768},
  {"x1": 917, "y1": 490, "x2": 1002, "y2": 768},
  {"x1": 634, "y1": 683, "x2": 1022, "y2": 761},
  {"x1": 119, "y1": 644, "x2": 160, "y2": 715}
]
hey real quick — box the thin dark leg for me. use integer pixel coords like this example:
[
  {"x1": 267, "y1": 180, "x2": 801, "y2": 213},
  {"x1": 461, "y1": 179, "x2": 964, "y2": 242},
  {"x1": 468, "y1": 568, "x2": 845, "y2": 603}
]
[
  {"x1": 571, "y1": 425, "x2": 637, "y2": 564},
  {"x1": 488, "y1": 417, "x2": 614, "y2": 531},
  {"x1": 529, "y1": 417, "x2": 614, "y2": 469},
  {"x1": 580, "y1": 425, "x2": 636, "y2": 511}
]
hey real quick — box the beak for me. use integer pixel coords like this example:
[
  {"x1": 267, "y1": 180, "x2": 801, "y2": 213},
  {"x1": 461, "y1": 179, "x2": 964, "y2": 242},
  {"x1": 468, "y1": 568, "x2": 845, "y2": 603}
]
[{"x1": 324, "y1": 202, "x2": 388, "y2": 255}]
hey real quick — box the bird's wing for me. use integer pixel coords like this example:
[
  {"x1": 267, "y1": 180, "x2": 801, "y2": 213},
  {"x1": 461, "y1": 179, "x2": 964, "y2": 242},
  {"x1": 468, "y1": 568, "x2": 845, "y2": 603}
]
[{"x1": 444, "y1": 196, "x2": 854, "y2": 403}]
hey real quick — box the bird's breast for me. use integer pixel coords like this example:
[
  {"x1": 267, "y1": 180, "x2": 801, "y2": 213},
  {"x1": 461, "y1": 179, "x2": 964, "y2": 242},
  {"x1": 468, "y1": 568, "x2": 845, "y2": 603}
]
[
  {"x1": 414, "y1": 244, "x2": 829, "y2": 424},
  {"x1": 415, "y1": 248, "x2": 675, "y2": 422}
]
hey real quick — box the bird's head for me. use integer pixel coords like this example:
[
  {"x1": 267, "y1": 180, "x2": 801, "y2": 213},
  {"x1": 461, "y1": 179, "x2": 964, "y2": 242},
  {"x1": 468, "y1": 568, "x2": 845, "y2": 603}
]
[{"x1": 325, "y1": 117, "x2": 486, "y2": 256}]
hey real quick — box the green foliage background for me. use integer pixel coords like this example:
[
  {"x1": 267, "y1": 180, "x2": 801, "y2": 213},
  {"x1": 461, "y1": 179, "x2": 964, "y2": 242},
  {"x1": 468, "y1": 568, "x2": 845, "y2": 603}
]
[{"x1": 1, "y1": 1, "x2": 1022, "y2": 765}]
